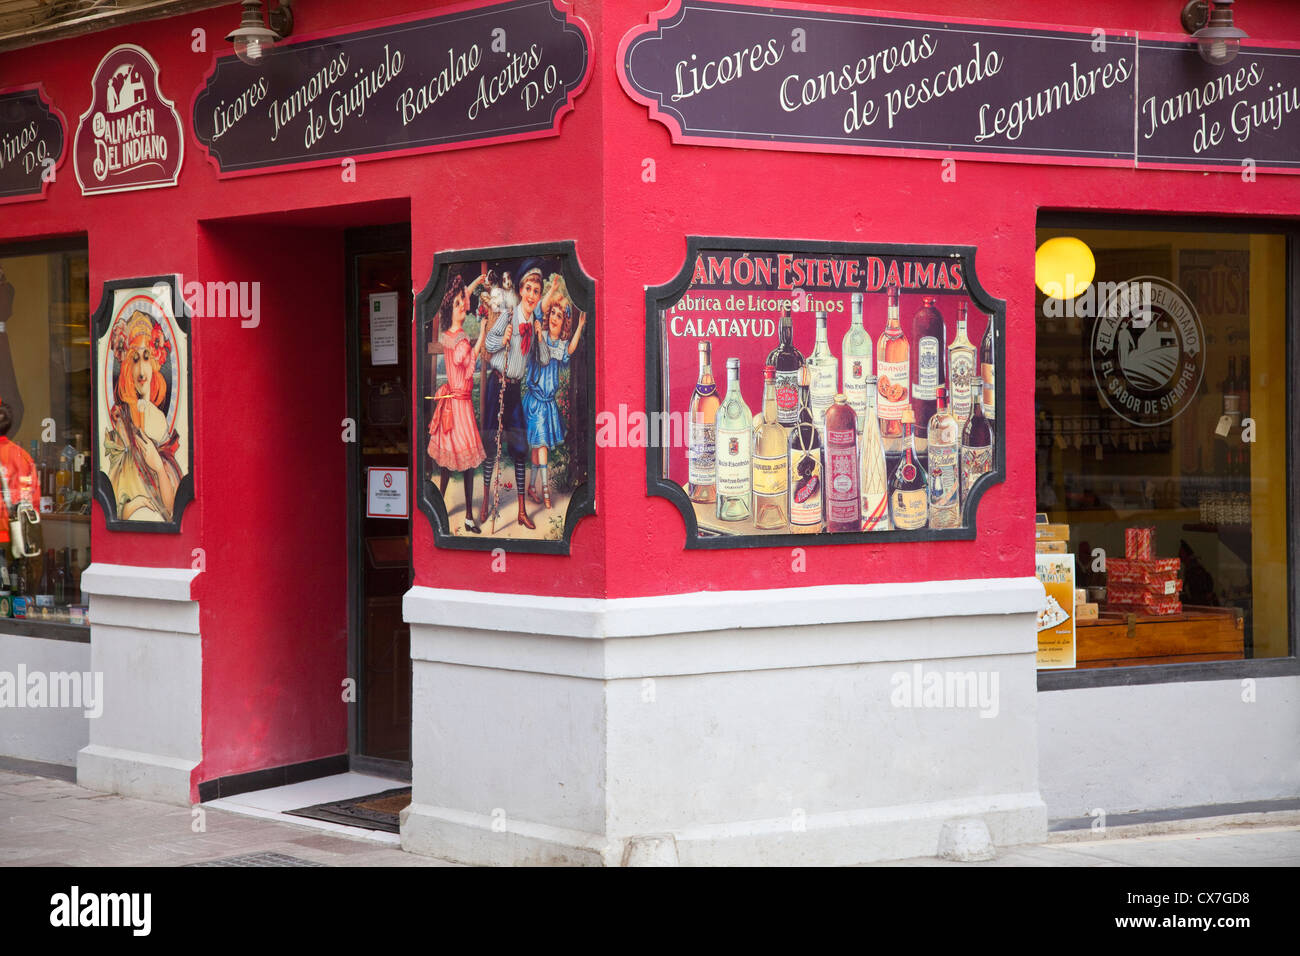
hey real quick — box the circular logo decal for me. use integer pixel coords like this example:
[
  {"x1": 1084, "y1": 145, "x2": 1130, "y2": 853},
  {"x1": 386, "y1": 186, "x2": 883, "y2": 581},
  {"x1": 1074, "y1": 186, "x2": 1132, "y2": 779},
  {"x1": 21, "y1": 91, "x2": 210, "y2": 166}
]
[{"x1": 1090, "y1": 276, "x2": 1205, "y2": 427}]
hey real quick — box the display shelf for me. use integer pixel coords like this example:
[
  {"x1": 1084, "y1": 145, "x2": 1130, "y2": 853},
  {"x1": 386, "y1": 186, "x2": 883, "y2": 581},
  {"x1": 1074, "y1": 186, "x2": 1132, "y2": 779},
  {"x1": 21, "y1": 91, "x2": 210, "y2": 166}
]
[{"x1": 1075, "y1": 604, "x2": 1243, "y2": 668}]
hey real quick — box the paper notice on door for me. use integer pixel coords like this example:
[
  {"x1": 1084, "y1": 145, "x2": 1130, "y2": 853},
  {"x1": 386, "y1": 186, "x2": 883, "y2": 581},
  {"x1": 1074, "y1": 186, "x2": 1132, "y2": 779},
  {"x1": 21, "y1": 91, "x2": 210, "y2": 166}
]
[
  {"x1": 368, "y1": 292, "x2": 399, "y2": 366},
  {"x1": 367, "y1": 467, "x2": 409, "y2": 519}
]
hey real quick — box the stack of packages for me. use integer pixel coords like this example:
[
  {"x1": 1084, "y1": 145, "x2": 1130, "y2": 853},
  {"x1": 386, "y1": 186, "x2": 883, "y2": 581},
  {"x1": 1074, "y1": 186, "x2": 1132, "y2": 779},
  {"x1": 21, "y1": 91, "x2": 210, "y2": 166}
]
[
  {"x1": 1035, "y1": 515, "x2": 1069, "y2": 553},
  {"x1": 1107, "y1": 527, "x2": 1182, "y2": 615}
]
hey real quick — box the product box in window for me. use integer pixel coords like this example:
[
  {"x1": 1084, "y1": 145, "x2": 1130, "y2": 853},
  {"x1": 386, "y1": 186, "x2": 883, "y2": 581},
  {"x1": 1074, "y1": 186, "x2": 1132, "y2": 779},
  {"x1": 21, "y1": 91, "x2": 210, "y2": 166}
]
[
  {"x1": 1125, "y1": 526, "x2": 1155, "y2": 559},
  {"x1": 1107, "y1": 557, "x2": 1181, "y2": 586}
]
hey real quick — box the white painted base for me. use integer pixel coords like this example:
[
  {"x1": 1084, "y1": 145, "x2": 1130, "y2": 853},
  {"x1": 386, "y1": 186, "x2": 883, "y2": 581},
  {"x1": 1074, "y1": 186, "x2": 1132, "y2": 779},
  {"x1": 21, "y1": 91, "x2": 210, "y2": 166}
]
[
  {"x1": 1039, "y1": 676, "x2": 1300, "y2": 818},
  {"x1": 76, "y1": 564, "x2": 202, "y2": 806},
  {"x1": 403, "y1": 579, "x2": 1048, "y2": 866},
  {"x1": 0, "y1": 633, "x2": 92, "y2": 766}
]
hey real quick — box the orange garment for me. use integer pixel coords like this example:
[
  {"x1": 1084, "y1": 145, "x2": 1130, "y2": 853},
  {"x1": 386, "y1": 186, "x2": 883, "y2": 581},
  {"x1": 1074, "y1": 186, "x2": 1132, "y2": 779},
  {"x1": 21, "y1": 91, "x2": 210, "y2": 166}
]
[{"x1": 0, "y1": 436, "x2": 36, "y2": 543}]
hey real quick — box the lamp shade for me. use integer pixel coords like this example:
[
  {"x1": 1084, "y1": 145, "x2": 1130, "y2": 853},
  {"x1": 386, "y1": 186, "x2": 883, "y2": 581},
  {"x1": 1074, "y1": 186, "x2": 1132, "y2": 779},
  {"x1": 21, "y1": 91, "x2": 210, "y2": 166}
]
[{"x1": 1035, "y1": 236, "x2": 1096, "y2": 299}]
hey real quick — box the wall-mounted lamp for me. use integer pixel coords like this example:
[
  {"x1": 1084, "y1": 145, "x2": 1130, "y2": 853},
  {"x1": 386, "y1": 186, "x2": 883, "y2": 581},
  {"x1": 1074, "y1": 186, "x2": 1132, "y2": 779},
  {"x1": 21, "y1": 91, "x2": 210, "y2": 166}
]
[
  {"x1": 1181, "y1": 0, "x2": 1248, "y2": 67},
  {"x1": 226, "y1": 0, "x2": 294, "y2": 66}
]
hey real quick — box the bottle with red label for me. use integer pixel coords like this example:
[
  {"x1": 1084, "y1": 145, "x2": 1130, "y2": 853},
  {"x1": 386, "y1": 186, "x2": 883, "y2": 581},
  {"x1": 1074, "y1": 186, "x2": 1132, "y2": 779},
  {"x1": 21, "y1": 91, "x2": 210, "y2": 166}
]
[{"x1": 767, "y1": 307, "x2": 805, "y2": 429}]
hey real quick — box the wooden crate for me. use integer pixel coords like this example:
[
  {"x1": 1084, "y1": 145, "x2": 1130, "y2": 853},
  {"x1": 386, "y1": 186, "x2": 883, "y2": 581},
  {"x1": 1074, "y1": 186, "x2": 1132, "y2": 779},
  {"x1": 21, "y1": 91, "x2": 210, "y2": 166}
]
[{"x1": 1075, "y1": 605, "x2": 1244, "y2": 668}]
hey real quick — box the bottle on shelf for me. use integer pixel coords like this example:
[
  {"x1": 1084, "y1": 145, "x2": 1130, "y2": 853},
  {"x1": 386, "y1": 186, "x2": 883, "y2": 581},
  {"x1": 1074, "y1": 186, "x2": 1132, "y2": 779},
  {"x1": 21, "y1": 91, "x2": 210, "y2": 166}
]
[
  {"x1": 33, "y1": 440, "x2": 53, "y2": 514},
  {"x1": 876, "y1": 284, "x2": 909, "y2": 455},
  {"x1": 68, "y1": 548, "x2": 80, "y2": 606},
  {"x1": 36, "y1": 549, "x2": 55, "y2": 609},
  {"x1": 948, "y1": 301, "x2": 977, "y2": 433},
  {"x1": 961, "y1": 380, "x2": 994, "y2": 500},
  {"x1": 859, "y1": 375, "x2": 891, "y2": 531},
  {"x1": 687, "y1": 340, "x2": 720, "y2": 504},
  {"x1": 807, "y1": 310, "x2": 837, "y2": 430},
  {"x1": 715, "y1": 357, "x2": 754, "y2": 522},
  {"x1": 788, "y1": 375, "x2": 824, "y2": 534},
  {"x1": 841, "y1": 292, "x2": 872, "y2": 433},
  {"x1": 766, "y1": 307, "x2": 805, "y2": 429},
  {"x1": 926, "y1": 385, "x2": 961, "y2": 529},
  {"x1": 753, "y1": 365, "x2": 790, "y2": 531},
  {"x1": 53, "y1": 548, "x2": 68, "y2": 607},
  {"x1": 824, "y1": 394, "x2": 860, "y2": 533},
  {"x1": 889, "y1": 408, "x2": 928, "y2": 530},
  {"x1": 980, "y1": 314, "x2": 996, "y2": 423},
  {"x1": 910, "y1": 295, "x2": 947, "y2": 464},
  {"x1": 56, "y1": 447, "x2": 72, "y2": 511}
]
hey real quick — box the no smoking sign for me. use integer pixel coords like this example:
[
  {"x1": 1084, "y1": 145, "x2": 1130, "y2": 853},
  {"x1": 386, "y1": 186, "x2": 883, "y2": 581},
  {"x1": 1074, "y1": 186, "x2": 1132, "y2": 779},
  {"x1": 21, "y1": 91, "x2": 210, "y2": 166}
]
[{"x1": 366, "y1": 467, "x2": 409, "y2": 519}]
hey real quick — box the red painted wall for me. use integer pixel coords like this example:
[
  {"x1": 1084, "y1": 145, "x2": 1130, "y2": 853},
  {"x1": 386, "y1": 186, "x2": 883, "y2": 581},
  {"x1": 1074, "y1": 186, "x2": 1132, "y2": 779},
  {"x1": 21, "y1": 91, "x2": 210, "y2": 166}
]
[
  {"x1": 3, "y1": 0, "x2": 1299, "y2": 791},
  {"x1": 599, "y1": 0, "x2": 1300, "y2": 598}
]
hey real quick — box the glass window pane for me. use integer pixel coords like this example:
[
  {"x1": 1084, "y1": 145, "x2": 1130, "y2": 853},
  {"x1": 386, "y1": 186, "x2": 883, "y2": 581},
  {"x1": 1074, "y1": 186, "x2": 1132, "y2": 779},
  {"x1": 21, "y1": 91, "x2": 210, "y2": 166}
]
[
  {"x1": 1035, "y1": 222, "x2": 1288, "y2": 668},
  {"x1": 0, "y1": 246, "x2": 92, "y2": 628}
]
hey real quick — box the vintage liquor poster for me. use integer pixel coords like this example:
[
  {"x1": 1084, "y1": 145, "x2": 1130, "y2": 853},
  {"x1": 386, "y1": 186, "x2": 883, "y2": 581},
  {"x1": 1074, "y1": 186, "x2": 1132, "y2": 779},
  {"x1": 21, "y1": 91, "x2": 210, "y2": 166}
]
[
  {"x1": 91, "y1": 276, "x2": 193, "y2": 532},
  {"x1": 1036, "y1": 552, "x2": 1077, "y2": 669},
  {"x1": 415, "y1": 243, "x2": 594, "y2": 553},
  {"x1": 647, "y1": 238, "x2": 1004, "y2": 548}
]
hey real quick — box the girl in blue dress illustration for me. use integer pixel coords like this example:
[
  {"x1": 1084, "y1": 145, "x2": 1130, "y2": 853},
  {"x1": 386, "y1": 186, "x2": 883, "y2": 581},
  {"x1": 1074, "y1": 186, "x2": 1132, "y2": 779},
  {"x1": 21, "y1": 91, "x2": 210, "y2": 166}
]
[{"x1": 523, "y1": 274, "x2": 586, "y2": 510}]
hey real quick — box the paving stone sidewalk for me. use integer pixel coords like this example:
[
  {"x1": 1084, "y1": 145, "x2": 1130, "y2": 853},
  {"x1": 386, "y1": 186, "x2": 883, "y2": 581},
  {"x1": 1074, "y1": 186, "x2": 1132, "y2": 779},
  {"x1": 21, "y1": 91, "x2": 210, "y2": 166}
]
[
  {"x1": 0, "y1": 770, "x2": 453, "y2": 867},
  {"x1": 3, "y1": 768, "x2": 1298, "y2": 866}
]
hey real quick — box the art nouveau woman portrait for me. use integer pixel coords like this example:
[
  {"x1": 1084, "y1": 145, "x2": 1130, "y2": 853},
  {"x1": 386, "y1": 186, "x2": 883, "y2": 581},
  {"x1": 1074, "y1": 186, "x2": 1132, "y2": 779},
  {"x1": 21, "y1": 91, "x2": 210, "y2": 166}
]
[{"x1": 103, "y1": 308, "x2": 183, "y2": 522}]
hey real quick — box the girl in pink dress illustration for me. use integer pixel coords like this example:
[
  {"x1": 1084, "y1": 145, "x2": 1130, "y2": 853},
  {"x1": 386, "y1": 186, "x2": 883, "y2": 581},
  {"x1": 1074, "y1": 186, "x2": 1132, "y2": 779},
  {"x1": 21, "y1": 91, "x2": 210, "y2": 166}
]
[{"x1": 428, "y1": 273, "x2": 488, "y2": 533}]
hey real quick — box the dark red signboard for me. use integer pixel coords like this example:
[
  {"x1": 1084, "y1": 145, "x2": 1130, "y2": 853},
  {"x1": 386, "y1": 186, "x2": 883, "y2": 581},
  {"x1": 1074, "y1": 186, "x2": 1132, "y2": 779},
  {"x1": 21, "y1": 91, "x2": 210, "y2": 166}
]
[
  {"x1": 0, "y1": 85, "x2": 67, "y2": 204},
  {"x1": 191, "y1": 0, "x2": 592, "y2": 178},
  {"x1": 73, "y1": 44, "x2": 185, "y2": 195},
  {"x1": 618, "y1": 0, "x2": 1300, "y2": 174}
]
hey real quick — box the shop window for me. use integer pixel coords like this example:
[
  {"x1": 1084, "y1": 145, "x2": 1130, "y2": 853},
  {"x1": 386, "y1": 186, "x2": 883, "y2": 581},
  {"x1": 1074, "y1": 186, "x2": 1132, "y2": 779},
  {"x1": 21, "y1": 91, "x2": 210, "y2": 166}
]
[
  {"x1": 1035, "y1": 217, "x2": 1291, "y2": 670},
  {"x1": 0, "y1": 241, "x2": 91, "y2": 632}
]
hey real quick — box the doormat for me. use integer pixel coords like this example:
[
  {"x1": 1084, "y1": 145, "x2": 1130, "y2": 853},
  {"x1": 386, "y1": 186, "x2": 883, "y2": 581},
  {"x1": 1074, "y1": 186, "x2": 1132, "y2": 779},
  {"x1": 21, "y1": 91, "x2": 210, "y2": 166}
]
[
  {"x1": 284, "y1": 787, "x2": 411, "y2": 834},
  {"x1": 186, "y1": 852, "x2": 327, "y2": 867}
]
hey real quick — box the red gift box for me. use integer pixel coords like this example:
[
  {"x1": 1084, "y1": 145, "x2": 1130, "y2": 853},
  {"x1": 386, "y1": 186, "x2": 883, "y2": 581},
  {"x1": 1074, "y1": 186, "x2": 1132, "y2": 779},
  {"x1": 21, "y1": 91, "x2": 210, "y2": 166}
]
[
  {"x1": 1107, "y1": 557, "x2": 1181, "y2": 586},
  {"x1": 1125, "y1": 526, "x2": 1155, "y2": 560}
]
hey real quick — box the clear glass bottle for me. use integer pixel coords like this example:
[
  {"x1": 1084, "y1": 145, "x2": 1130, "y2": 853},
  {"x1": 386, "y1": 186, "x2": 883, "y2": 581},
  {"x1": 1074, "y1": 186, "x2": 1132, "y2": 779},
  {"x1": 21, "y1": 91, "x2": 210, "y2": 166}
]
[
  {"x1": 875, "y1": 284, "x2": 909, "y2": 455},
  {"x1": 889, "y1": 408, "x2": 928, "y2": 530},
  {"x1": 687, "y1": 340, "x2": 720, "y2": 503},
  {"x1": 926, "y1": 385, "x2": 961, "y2": 529},
  {"x1": 787, "y1": 377, "x2": 824, "y2": 533},
  {"x1": 766, "y1": 307, "x2": 805, "y2": 428},
  {"x1": 948, "y1": 301, "x2": 977, "y2": 433},
  {"x1": 807, "y1": 310, "x2": 837, "y2": 430},
  {"x1": 841, "y1": 293, "x2": 872, "y2": 433},
  {"x1": 715, "y1": 357, "x2": 753, "y2": 521},
  {"x1": 753, "y1": 365, "x2": 789, "y2": 531},
  {"x1": 859, "y1": 375, "x2": 891, "y2": 531}
]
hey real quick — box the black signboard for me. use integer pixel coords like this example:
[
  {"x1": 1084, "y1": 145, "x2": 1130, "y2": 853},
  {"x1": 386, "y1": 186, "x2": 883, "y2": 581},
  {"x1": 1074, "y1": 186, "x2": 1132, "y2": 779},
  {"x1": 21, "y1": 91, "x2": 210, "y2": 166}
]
[
  {"x1": 618, "y1": 0, "x2": 1300, "y2": 174},
  {"x1": 1138, "y1": 40, "x2": 1300, "y2": 170},
  {"x1": 0, "y1": 85, "x2": 67, "y2": 203},
  {"x1": 193, "y1": 0, "x2": 591, "y2": 177}
]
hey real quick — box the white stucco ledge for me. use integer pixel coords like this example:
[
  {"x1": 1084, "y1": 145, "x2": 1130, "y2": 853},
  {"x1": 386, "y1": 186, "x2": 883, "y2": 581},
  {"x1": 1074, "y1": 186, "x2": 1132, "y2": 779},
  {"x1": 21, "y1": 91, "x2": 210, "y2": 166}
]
[
  {"x1": 80, "y1": 563, "x2": 200, "y2": 603},
  {"x1": 404, "y1": 577, "x2": 1045, "y2": 639}
]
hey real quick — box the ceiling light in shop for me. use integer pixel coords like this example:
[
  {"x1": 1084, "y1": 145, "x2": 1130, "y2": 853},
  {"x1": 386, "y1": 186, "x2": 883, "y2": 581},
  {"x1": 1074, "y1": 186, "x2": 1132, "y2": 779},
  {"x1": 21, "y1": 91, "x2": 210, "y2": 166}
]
[{"x1": 1035, "y1": 237, "x2": 1096, "y2": 299}]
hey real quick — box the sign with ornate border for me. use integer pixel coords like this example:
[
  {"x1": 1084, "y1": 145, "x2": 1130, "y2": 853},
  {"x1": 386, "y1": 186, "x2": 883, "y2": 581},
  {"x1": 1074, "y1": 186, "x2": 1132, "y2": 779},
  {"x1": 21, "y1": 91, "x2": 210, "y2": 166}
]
[
  {"x1": 0, "y1": 85, "x2": 67, "y2": 204},
  {"x1": 90, "y1": 276, "x2": 194, "y2": 533},
  {"x1": 647, "y1": 237, "x2": 1005, "y2": 548},
  {"x1": 192, "y1": 0, "x2": 592, "y2": 178},
  {"x1": 74, "y1": 44, "x2": 185, "y2": 195},
  {"x1": 618, "y1": 0, "x2": 1300, "y2": 174},
  {"x1": 415, "y1": 241, "x2": 595, "y2": 553}
]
